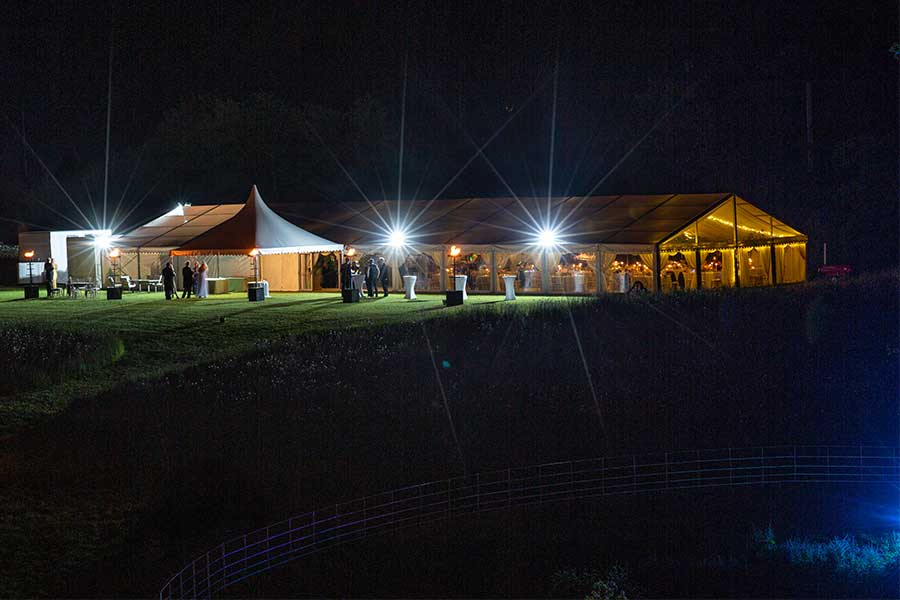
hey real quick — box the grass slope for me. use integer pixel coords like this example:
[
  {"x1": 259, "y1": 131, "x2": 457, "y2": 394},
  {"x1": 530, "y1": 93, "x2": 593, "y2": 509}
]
[
  {"x1": 0, "y1": 275, "x2": 897, "y2": 597},
  {"x1": 0, "y1": 289, "x2": 563, "y2": 433}
]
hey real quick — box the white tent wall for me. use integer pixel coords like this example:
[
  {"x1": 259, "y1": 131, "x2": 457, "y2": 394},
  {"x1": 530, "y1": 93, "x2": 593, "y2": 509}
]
[
  {"x1": 65, "y1": 238, "x2": 100, "y2": 283},
  {"x1": 260, "y1": 253, "x2": 300, "y2": 291},
  {"x1": 49, "y1": 233, "x2": 70, "y2": 283}
]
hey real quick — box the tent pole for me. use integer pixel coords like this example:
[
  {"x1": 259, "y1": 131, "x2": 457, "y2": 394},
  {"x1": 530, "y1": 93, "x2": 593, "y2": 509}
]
[
  {"x1": 653, "y1": 245, "x2": 661, "y2": 293},
  {"x1": 731, "y1": 194, "x2": 741, "y2": 288},
  {"x1": 695, "y1": 248, "x2": 702, "y2": 289}
]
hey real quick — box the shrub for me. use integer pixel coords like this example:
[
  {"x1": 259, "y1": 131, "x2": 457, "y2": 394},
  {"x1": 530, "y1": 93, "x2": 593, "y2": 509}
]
[
  {"x1": 585, "y1": 565, "x2": 631, "y2": 600},
  {"x1": 0, "y1": 323, "x2": 123, "y2": 396}
]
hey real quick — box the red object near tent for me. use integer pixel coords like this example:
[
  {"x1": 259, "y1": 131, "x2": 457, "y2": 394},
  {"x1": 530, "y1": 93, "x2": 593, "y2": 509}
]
[{"x1": 817, "y1": 264, "x2": 852, "y2": 279}]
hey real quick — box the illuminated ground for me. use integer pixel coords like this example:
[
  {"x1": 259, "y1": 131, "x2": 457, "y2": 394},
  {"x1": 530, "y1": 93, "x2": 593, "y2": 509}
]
[{"x1": 0, "y1": 288, "x2": 569, "y2": 431}]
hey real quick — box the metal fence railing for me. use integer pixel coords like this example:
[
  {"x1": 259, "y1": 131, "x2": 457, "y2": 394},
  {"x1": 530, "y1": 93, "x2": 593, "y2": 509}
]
[{"x1": 159, "y1": 445, "x2": 900, "y2": 599}]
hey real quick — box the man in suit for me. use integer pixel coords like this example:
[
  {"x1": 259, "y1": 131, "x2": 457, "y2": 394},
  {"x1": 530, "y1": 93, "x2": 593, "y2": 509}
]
[
  {"x1": 181, "y1": 261, "x2": 194, "y2": 298},
  {"x1": 365, "y1": 258, "x2": 379, "y2": 298},
  {"x1": 44, "y1": 258, "x2": 53, "y2": 296},
  {"x1": 162, "y1": 261, "x2": 177, "y2": 300},
  {"x1": 377, "y1": 257, "x2": 390, "y2": 297},
  {"x1": 340, "y1": 257, "x2": 352, "y2": 290}
]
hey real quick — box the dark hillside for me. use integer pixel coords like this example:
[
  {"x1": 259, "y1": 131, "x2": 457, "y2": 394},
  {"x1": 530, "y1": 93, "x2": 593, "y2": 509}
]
[{"x1": 2, "y1": 274, "x2": 897, "y2": 596}]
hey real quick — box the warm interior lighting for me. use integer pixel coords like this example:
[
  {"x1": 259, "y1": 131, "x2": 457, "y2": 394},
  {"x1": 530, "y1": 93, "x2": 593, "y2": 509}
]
[
  {"x1": 345, "y1": 247, "x2": 356, "y2": 257},
  {"x1": 248, "y1": 248, "x2": 260, "y2": 257},
  {"x1": 23, "y1": 250, "x2": 35, "y2": 259},
  {"x1": 107, "y1": 248, "x2": 121, "y2": 259},
  {"x1": 388, "y1": 229, "x2": 406, "y2": 248},
  {"x1": 537, "y1": 228, "x2": 558, "y2": 247},
  {"x1": 449, "y1": 245, "x2": 461, "y2": 257}
]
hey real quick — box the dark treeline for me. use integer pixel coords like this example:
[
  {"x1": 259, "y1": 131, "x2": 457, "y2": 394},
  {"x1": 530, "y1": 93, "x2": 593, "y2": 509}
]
[
  {"x1": 1, "y1": 2, "x2": 896, "y2": 270},
  {"x1": 5, "y1": 274, "x2": 897, "y2": 596}
]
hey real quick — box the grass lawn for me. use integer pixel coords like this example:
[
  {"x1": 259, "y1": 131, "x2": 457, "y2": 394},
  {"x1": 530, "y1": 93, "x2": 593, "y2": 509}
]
[{"x1": 0, "y1": 288, "x2": 565, "y2": 432}]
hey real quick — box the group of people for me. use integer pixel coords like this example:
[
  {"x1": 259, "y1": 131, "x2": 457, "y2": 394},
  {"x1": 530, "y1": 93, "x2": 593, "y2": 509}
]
[
  {"x1": 161, "y1": 260, "x2": 209, "y2": 300},
  {"x1": 341, "y1": 256, "x2": 390, "y2": 298}
]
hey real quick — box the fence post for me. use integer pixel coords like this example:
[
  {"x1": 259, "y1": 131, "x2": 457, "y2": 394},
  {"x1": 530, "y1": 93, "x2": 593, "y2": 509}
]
[
  {"x1": 243, "y1": 534, "x2": 248, "y2": 575},
  {"x1": 761, "y1": 447, "x2": 765, "y2": 483},
  {"x1": 664, "y1": 452, "x2": 669, "y2": 486},
  {"x1": 601, "y1": 457, "x2": 605, "y2": 496},
  {"x1": 632, "y1": 455, "x2": 637, "y2": 494},
  {"x1": 507, "y1": 468, "x2": 511, "y2": 508},
  {"x1": 538, "y1": 465, "x2": 543, "y2": 503},
  {"x1": 793, "y1": 446, "x2": 797, "y2": 481},
  {"x1": 476, "y1": 473, "x2": 480, "y2": 512},
  {"x1": 729, "y1": 448, "x2": 733, "y2": 485}
]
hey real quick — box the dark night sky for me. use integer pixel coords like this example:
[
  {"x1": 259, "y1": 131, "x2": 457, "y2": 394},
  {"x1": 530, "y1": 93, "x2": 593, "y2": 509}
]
[{"x1": 1, "y1": 1, "x2": 897, "y2": 264}]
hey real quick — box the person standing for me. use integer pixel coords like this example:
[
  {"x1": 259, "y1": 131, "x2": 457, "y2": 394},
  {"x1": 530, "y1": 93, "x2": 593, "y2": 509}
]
[
  {"x1": 49, "y1": 259, "x2": 58, "y2": 296},
  {"x1": 44, "y1": 258, "x2": 54, "y2": 297},
  {"x1": 181, "y1": 261, "x2": 194, "y2": 298},
  {"x1": 192, "y1": 261, "x2": 201, "y2": 296},
  {"x1": 364, "y1": 258, "x2": 379, "y2": 298},
  {"x1": 377, "y1": 257, "x2": 390, "y2": 297},
  {"x1": 162, "y1": 261, "x2": 177, "y2": 300},
  {"x1": 197, "y1": 262, "x2": 209, "y2": 298},
  {"x1": 340, "y1": 257, "x2": 352, "y2": 289}
]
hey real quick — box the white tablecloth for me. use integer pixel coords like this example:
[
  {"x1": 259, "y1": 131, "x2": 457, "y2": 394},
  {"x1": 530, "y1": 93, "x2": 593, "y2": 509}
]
[
  {"x1": 573, "y1": 271, "x2": 585, "y2": 293},
  {"x1": 453, "y1": 275, "x2": 468, "y2": 300},
  {"x1": 402, "y1": 275, "x2": 417, "y2": 300},
  {"x1": 502, "y1": 275, "x2": 517, "y2": 300}
]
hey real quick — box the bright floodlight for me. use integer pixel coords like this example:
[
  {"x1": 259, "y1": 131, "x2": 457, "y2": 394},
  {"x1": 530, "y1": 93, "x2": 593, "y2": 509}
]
[
  {"x1": 93, "y1": 234, "x2": 113, "y2": 249},
  {"x1": 388, "y1": 229, "x2": 407, "y2": 248},
  {"x1": 537, "y1": 228, "x2": 558, "y2": 247}
]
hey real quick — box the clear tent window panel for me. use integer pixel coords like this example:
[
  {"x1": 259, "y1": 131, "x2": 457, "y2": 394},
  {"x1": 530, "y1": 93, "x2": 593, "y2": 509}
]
[
  {"x1": 550, "y1": 248, "x2": 598, "y2": 294},
  {"x1": 495, "y1": 248, "x2": 542, "y2": 293},
  {"x1": 696, "y1": 199, "x2": 738, "y2": 246},
  {"x1": 658, "y1": 248, "x2": 698, "y2": 291},
  {"x1": 738, "y1": 246, "x2": 772, "y2": 286}
]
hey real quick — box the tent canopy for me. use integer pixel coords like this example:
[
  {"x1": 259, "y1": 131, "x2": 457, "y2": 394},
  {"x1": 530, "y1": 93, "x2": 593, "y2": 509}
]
[
  {"x1": 282, "y1": 193, "x2": 806, "y2": 247},
  {"x1": 171, "y1": 186, "x2": 343, "y2": 256},
  {"x1": 117, "y1": 203, "x2": 244, "y2": 251}
]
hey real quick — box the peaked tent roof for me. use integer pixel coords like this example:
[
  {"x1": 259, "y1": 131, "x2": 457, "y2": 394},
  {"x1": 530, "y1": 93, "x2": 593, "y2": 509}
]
[
  {"x1": 280, "y1": 193, "x2": 806, "y2": 247},
  {"x1": 171, "y1": 186, "x2": 343, "y2": 256}
]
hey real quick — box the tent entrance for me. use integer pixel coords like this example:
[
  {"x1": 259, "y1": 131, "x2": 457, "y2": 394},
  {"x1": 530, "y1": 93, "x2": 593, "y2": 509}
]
[{"x1": 313, "y1": 251, "x2": 340, "y2": 291}]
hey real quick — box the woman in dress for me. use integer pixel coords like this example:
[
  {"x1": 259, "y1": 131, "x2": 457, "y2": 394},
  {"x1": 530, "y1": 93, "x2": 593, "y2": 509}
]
[{"x1": 197, "y1": 262, "x2": 209, "y2": 298}]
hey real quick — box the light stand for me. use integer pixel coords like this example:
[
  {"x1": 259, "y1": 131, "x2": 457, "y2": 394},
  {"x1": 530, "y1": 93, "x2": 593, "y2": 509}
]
[
  {"x1": 23, "y1": 250, "x2": 38, "y2": 299},
  {"x1": 248, "y1": 248, "x2": 264, "y2": 302}
]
